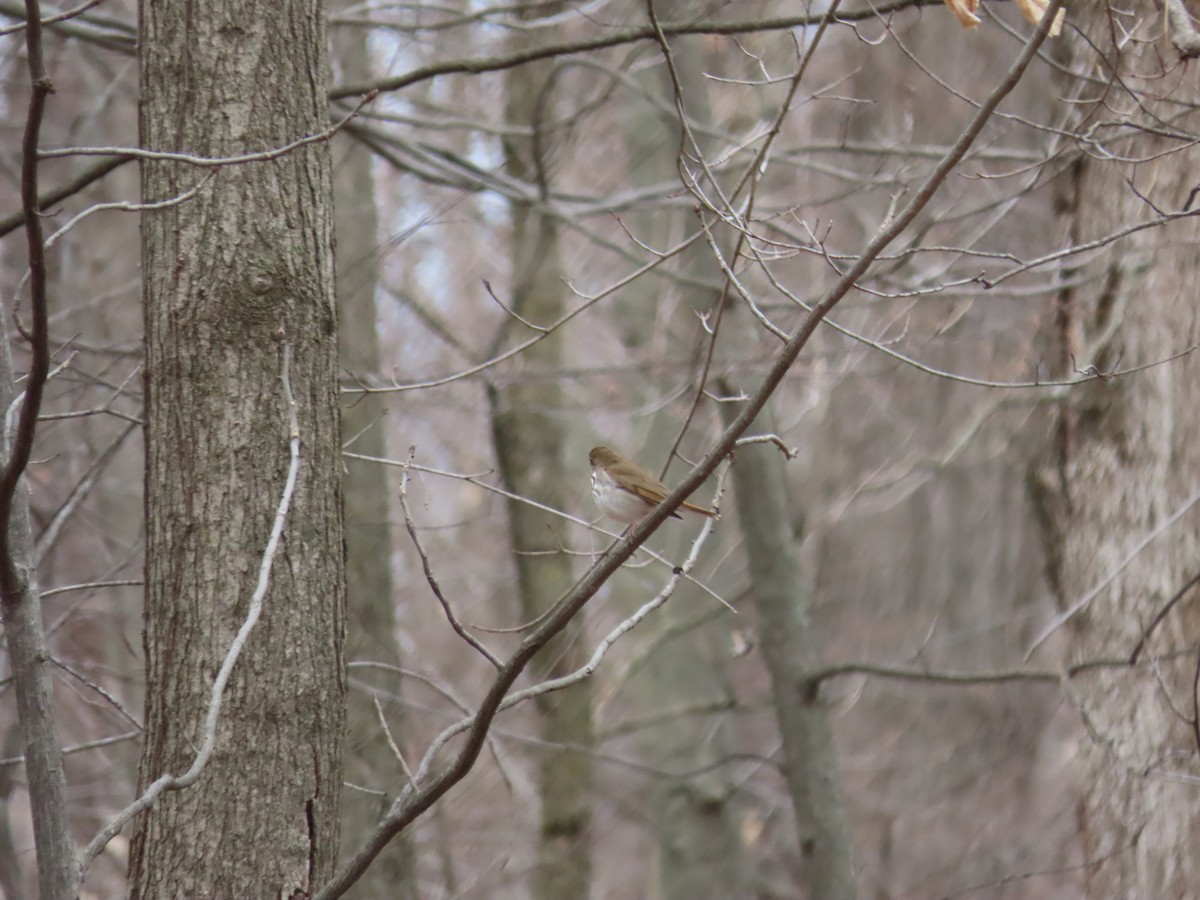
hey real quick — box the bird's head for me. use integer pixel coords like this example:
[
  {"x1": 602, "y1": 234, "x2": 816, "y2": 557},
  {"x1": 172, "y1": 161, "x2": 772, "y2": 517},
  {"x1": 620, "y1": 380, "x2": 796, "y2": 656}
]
[{"x1": 588, "y1": 446, "x2": 621, "y2": 469}]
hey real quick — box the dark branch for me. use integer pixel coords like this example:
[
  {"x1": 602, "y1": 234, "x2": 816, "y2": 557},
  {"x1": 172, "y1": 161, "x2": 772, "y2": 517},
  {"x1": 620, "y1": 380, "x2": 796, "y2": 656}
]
[{"x1": 1, "y1": 0, "x2": 54, "y2": 597}]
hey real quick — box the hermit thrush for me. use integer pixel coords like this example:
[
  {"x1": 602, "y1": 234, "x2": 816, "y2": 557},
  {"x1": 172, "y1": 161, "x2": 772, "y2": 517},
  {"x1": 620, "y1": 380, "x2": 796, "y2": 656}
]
[{"x1": 589, "y1": 445, "x2": 719, "y2": 525}]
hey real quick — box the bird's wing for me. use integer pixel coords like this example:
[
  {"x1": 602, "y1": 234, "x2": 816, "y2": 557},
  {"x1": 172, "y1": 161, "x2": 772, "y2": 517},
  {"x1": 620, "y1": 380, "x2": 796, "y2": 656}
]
[{"x1": 625, "y1": 481, "x2": 685, "y2": 520}]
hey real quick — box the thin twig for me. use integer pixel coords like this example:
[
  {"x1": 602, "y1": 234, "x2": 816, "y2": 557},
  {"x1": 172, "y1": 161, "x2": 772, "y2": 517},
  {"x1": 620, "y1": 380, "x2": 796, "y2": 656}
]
[
  {"x1": 1130, "y1": 570, "x2": 1200, "y2": 664},
  {"x1": 41, "y1": 91, "x2": 379, "y2": 165},
  {"x1": 345, "y1": 450, "x2": 734, "y2": 609},
  {"x1": 40, "y1": 579, "x2": 142, "y2": 599},
  {"x1": 327, "y1": 0, "x2": 941, "y2": 101},
  {"x1": 49, "y1": 657, "x2": 142, "y2": 730},
  {"x1": 0, "y1": 0, "x2": 106, "y2": 35},
  {"x1": 34, "y1": 421, "x2": 138, "y2": 567},
  {"x1": 482, "y1": 280, "x2": 548, "y2": 333},
  {"x1": 0, "y1": 730, "x2": 140, "y2": 769},
  {"x1": 348, "y1": 229, "x2": 705, "y2": 394},
  {"x1": 0, "y1": 154, "x2": 133, "y2": 240},
  {"x1": 808, "y1": 655, "x2": 1139, "y2": 687},
  {"x1": 372, "y1": 695, "x2": 416, "y2": 790},
  {"x1": 398, "y1": 448, "x2": 502, "y2": 669},
  {"x1": 734, "y1": 433, "x2": 796, "y2": 459}
]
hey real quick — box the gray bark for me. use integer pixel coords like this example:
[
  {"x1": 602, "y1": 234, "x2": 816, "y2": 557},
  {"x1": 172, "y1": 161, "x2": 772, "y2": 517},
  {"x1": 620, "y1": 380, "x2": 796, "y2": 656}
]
[
  {"x1": 1032, "y1": 18, "x2": 1200, "y2": 896},
  {"x1": 720, "y1": 402, "x2": 856, "y2": 899},
  {"x1": 129, "y1": 0, "x2": 346, "y2": 894},
  {"x1": 0, "y1": 420, "x2": 75, "y2": 900}
]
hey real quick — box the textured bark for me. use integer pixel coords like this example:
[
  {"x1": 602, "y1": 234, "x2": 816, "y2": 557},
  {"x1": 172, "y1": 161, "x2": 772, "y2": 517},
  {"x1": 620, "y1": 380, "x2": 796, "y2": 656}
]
[
  {"x1": 1031, "y1": 17, "x2": 1200, "y2": 899},
  {"x1": 129, "y1": 1, "x2": 346, "y2": 895},
  {"x1": 490, "y1": 10, "x2": 594, "y2": 897},
  {"x1": 721, "y1": 403, "x2": 856, "y2": 899},
  {"x1": 332, "y1": 15, "x2": 416, "y2": 899}
]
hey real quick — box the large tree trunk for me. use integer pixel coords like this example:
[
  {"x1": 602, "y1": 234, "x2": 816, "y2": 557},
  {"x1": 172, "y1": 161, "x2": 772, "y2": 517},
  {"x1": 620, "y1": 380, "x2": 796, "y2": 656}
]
[
  {"x1": 128, "y1": 0, "x2": 346, "y2": 895},
  {"x1": 489, "y1": 8, "x2": 594, "y2": 898},
  {"x1": 1032, "y1": 17, "x2": 1200, "y2": 899}
]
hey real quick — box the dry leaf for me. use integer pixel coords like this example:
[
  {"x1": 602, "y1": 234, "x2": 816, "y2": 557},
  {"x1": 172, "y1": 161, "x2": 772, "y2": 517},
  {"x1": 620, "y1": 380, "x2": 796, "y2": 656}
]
[
  {"x1": 1015, "y1": 0, "x2": 1065, "y2": 35},
  {"x1": 944, "y1": 0, "x2": 982, "y2": 28}
]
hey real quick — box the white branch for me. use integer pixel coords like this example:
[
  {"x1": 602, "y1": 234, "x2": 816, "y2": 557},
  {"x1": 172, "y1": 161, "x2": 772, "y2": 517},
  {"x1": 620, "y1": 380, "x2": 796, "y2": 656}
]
[{"x1": 79, "y1": 344, "x2": 303, "y2": 876}]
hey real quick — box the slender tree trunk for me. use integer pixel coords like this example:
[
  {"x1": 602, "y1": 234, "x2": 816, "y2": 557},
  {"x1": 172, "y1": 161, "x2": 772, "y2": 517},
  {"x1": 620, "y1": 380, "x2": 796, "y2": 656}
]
[
  {"x1": 720, "y1": 400, "x2": 856, "y2": 898},
  {"x1": 489, "y1": 9, "x2": 594, "y2": 898},
  {"x1": 0, "y1": 13, "x2": 77, "y2": 896},
  {"x1": 332, "y1": 15, "x2": 416, "y2": 899},
  {"x1": 129, "y1": 0, "x2": 346, "y2": 894},
  {"x1": 1031, "y1": 17, "x2": 1200, "y2": 899},
  {"x1": 0, "y1": 336, "x2": 75, "y2": 900}
]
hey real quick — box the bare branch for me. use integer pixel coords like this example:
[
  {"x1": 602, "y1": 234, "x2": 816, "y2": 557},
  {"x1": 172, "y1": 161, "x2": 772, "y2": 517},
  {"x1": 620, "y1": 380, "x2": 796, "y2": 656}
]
[
  {"x1": 0, "y1": 0, "x2": 54, "y2": 599},
  {"x1": 40, "y1": 579, "x2": 141, "y2": 600},
  {"x1": 40, "y1": 91, "x2": 378, "y2": 165},
  {"x1": 808, "y1": 655, "x2": 1138, "y2": 687},
  {"x1": 49, "y1": 656, "x2": 142, "y2": 731},
  {"x1": 371, "y1": 695, "x2": 416, "y2": 790},
  {"x1": 0, "y1": 0, "x2": 107, "y2": 36},
  {"x1": 1130, "y1": 571, "x2": 1200, "y2": 664},
  {"x1": 0, "y1": 730, "x2": 140, "y2": 769},
  {"x1": 317, "y1": 15, "x2": 1062, "y2": 889},
  {"x1": 327, "y1": 0, "x2": 942, "y2": 101},
  {"x1": 344, "y1": 450, "x2": 734, "y2": 610},
  {"x1": 398, "y1": 448, "x2": 502, "y2": 669},
  {"x1": 347, "y1": 229, "x2": 705, "y2": 393}
]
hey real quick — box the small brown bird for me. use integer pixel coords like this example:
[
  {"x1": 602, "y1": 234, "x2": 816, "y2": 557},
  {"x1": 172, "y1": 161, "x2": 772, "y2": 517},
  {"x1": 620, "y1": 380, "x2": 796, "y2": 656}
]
[{"x1": 589, "y1": 445, "x2": 719, "y2": 525}]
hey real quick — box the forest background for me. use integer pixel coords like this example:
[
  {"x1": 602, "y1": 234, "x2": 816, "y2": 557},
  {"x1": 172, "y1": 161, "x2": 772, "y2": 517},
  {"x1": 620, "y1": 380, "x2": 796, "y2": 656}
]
[{"x1": 1, "y1": 0, "x2": 1199, "y2": 898}]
